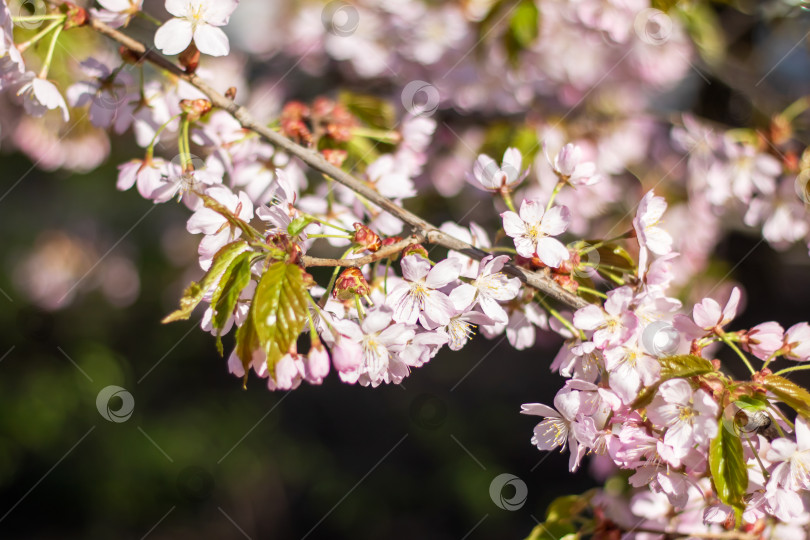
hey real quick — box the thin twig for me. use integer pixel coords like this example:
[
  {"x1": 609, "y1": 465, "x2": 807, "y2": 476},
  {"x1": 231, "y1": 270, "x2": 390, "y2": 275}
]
[
  {"x1": 302, "y1": 236, "x2": 423, "y2": 267},
  {"x1": 87, "y1": 16, "x2": 588, "y2": 309}
]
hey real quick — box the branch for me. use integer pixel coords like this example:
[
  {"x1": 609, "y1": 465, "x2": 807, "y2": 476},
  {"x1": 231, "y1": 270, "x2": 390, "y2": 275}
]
[
  {"x1": 302, "y1": 235, "x2": 423, "y2": 268},
  {"x1": 87, "y1": 17, "x2": 589, "y2": 310}
]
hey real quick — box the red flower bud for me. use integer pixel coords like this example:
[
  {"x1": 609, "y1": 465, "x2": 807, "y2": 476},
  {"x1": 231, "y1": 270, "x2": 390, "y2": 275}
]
[
  {"x1": 180, "y1": 99, "x2": 212, "y2": 122},
  {"x1": 333, "y1": 267, "x2": 370, "y2": 300},
  {"x1": 353, "y1": 223, "x2": 381, "y2": 253},
  {"x1": 401, "y1": 244, "x2": 429, "y2": 259}
]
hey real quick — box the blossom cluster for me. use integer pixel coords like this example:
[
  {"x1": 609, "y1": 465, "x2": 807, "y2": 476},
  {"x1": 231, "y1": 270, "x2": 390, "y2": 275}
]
[{"x1": 2, "y1": 0, "x2": 810, "y2": 537}]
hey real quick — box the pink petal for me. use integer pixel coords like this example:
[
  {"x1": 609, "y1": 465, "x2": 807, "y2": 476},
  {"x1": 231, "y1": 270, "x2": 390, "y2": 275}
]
[
  {"x1": 540, "y1": 205, "x2": 571, "y2": 237},
  {"x1": 400, "y1": 254, "x2": 430, "y2": 282},
  {"x1": 518, "y1": 199, "x2": 544, "y2": 224}
]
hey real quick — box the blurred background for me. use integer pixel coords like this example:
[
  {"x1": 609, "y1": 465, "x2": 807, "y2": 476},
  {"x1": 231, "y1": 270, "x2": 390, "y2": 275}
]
[{"x1": 2, "y1": 0, "x2": 810, "y2": 539}]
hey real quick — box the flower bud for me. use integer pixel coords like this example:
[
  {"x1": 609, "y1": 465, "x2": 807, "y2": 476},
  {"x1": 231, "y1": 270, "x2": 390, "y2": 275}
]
[
  {"x1": 61, "y1": 2, "x2": 87, "y2": 29},
  {"x1": 304, "y1": 342, "x2": 330, "y2": 384},
  {"x1": 353, "y1": 223, "x2": 381, "y2": 253},
  {"x1": 381, "y1": 236, "x2": 403, "y2": 259},
  {"x1": 180, "y1": 99, "x2": 212, "y2": 122},
  {"x1": 179, "y1": 43, "x2": 201, "y2": 74},
  {"x1": 333, "y1": 267, "x2": 370, "y2": 300},
  {"x1": 401, "y1": 243, "x2": 429, "y2": 259},
  {"x1": 322, "y1": 149, "x2": 348, "y2": 168}
]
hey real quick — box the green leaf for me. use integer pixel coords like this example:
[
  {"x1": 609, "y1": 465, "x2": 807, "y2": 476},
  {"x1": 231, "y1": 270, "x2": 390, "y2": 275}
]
[
  {"x1": 544, "y1": 495, "x2": 584, "y2": 523},
  {"x1": 509, "y1": 0, "x2": 540, "y2": 48},
  {"x1": 251, "y1": 262, "x2": 310, "y2": 376},
  {"x1": 209, "y1": 252, "x2": 253, "y2": 355},
  {"x1": 709, "y1": 418, "x2": 747, "y2": 523},
  {"x1": 763, "y1": 375, "x2": 810, "y2": 418},
  {"x1": 339, "y1": 91, "x2": 396, "y2": 131},
  {"x1": 593, "y1": 243, "x2": 636, "y2": 271},
  {"x1": 234, "y1": 310, "x2": 259, "y2": 376},
  {"x1": 631, "y1": 355, "x2": 715, "y2": 409},
  {"x1": 287, "y1": 216, "x2": 317, "y2": 238},
  {"x1": 162, "y1": 240, "x2": 250, "y2": 323},
  {"x1": 525, "y1": 522, "x2": 576, "y2": 540},
  {"x1": 658, "y1": 354, "x2": 715, "y2": 379}
]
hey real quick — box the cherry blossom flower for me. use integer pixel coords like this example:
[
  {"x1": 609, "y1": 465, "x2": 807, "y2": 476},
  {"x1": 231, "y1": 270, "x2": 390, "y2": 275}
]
[
  {"x1": 646, "y1": 378, "x2": 718, "y2": 450},
  {"x1": 548, "y1": 143, "x2": 600, "y2": 186},
  {"x1": 154, "y1": 0, "x2": 239, "y2": 57},
  {"x1": 386, "y1": 255, "x2": 459, "y2": 327},
  {"x1": 330, "y1": 308, "x2": 415, "y2": 387},
  {"x1": 633, "y1": 190, "x2": 673, "y2": 279},
  {"x1": 767, "y1": 416, "x2": 810, "y2": 491},
  {"x1": 573, "y1": 286, "x2": 638, "y2": 348},
  {"x1": 0, "y1": 2, "x2": 24, "y2": 89},
  {"x1": 742, "y1": 321, "x2": 784, "y2": 361},
  {"x1": 783, "y1": 322, "x2": 810, "y2": 362},
  {"x1": 90, "y1": 0, "x2": 144, "y2": 29},
  {"x1": 469, "y1": 147, "x2": 528, "y2": 192},
  {"x1": 521, "y1": 384, "x2": 598, "y2": 471},
  {"x1": 67, "y1": 59, "x2": 137, "y2": 132},
  {"x1": 117, "y1": 158, "x2": 168, "y2": 199},
  {"x1": 602, "y1": 334, "x2": 661, "y2": 404},
  {"x1": 16, "y1": 74, "x2": 69, "y2": 121},
  {"x1": 673, "y1": 287, "x2": 741, "y2": 338},
  {"x1": 450, "y1": 255, "x2": 520, "y2": 324},
  {"x1": 501, "y1": 199, "x2": 571, "y2": 267}
]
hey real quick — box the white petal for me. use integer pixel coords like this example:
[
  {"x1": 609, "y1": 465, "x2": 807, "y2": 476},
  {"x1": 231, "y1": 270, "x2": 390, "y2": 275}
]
[
  {"x1": 193, "y1": 24, "x2": 230, "y2": 57},
  {"x1": 154, "y1": 19, "x2": 193, "y2": 55},
  {"x1": 536, "y1": 237, "x2": 569, "y2": 268}
]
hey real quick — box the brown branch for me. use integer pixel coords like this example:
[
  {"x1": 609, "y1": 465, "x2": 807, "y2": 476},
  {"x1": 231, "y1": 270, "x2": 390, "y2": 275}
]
[
  {"x1": 302, "y1": 236, "x2": 423, "y2": 267},
  {"x1": 87, "y1": 17, "x2": 589, "y2": 309}
]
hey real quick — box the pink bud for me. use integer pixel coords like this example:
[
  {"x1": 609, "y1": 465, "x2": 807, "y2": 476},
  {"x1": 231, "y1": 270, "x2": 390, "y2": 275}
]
[{"x1": 304, "y1": 344, "x2": 331, "y2": 384}]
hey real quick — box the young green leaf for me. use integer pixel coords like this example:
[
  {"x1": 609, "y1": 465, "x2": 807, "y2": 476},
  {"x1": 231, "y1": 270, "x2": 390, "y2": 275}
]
[
  {"x1": 763, "y1": 375, "x2": 810, "y2": 418},
  {"x1": 709, "y1": 418, "x2": 747, "y2": 523},
  {"x1": 162, "y1": 240, "x2": 250, "y2": 323},
  {"x1": 251, "y1": 261, "x2": 310, "y2": 376},
  {"x1": 234, "y1": 310, "x2": 260, "y2": 376},
  {"x1": 658, "y1": 354, "x2": 715, "y2": 379},
  {"x1": 210, "y1": 252, "x2": 254, "y2": 355}
]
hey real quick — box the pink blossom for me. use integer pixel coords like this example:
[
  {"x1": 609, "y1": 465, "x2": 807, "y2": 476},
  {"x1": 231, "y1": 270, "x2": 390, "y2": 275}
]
[
  {"x1": 303, "y1": 344, "x2": 330, "y2": 385},
  {"x1": 90, "y1": 0, "x2": 144, "y2": 28},
  {"x1": 549, "y1": 143, "x2": 600, "y2": 186},
  {"x1": 783, "y1": 322, "x2": 810, "y2": 362},
  {"x1": 646, "y1": 379, "x2": 718, "y2": 451},
  {"x1": 386, "y1": 255, "x2": 459, "y2": 327},
  {"x1": 573, "y1": 286, "x2": 638, "y2": 348},
  {"x1": 450, "y1": 255, "x2": 520, "y2": 324},
  {"x1": 470, "y1": 147, "x2": 528, "y2": 192},
  {"x1": 673, "y1": 287, "x2": 741, "y2": 338},
  {"x1": 743, "y1": 322, "x2": 785, "y2": 361},
  {"x1": 501, "y1": 199, "x2": 571, "y2": 267},
  {"x1": 767, "y1": 416, "x2": 810, "y2": 491},
  {"x1": 633, "y1": 190, "x2": 673, "y2": 279}
]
